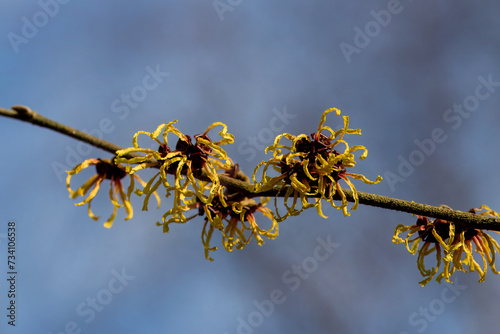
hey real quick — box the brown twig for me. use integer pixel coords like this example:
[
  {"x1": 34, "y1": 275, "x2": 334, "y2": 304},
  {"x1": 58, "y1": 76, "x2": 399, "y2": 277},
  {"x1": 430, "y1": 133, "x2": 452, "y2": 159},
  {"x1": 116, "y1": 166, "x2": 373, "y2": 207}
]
[{"x1": 2, "y1": 105, "x2": 500, "y2": 231}]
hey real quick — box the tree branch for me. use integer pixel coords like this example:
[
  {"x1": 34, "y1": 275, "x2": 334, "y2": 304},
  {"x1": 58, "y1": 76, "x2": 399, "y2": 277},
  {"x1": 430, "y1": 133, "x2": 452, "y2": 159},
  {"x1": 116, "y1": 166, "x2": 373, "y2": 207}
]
[
  {"x1": 2, "y1": 105, "x2": 123, "y2": 155},
  {"x1": 2, "y1": 105, "x2": 499, "y2": 231}
]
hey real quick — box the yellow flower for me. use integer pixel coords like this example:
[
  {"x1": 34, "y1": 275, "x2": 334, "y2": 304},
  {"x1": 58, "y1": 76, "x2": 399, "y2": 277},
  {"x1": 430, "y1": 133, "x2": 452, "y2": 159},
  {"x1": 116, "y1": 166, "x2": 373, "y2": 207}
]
[
  {"x1": 201, "y1": 196, "x2": 279, "y2": 261},
  {"x1": 393, "y1": 206, "x2": 500, "y2": 286},
  {"x1": 115, "y1": 121, "x2": 234, "y2": 209},
  {"x1": 158, "y1": 177, "x2": 213, "y2": 230},
  {"x1": 393, "y1": 215, "x2": 455, "y2": 286},
  {"x1": 66, "y1": 159, "x2": 156, "y2": 228},
  {"x1": 156, "y1": 161, "x2": 278, "y2": 261},
  {"x1": 114, "y1": 121, "x2": 188, "y2": 210},
  {"x1": 447, "y1": 206, "x2": 500, "y2": 283},
  {"x1": 253, "y1": 108, "x2": 381, "y2": 220}
]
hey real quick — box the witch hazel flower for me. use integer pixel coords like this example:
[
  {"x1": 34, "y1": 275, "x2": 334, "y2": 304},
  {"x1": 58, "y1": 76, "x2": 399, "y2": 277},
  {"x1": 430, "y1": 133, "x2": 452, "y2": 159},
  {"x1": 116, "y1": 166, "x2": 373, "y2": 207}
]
[
  {"x1": 154, "y1": 160, "x2": 278, "y2": 261},
  {"x1": 66, "y1": 158, "x2": 157, "y2": 228},
  {"x1": 393, "y1": 205, "x2": 500, "y2": 286},
  {"x1": 252, "y1": 107, "x2": 382, "y2": 220},
  {"x1": 115, "y1": 121, "x2": 234, "y2": 210}
]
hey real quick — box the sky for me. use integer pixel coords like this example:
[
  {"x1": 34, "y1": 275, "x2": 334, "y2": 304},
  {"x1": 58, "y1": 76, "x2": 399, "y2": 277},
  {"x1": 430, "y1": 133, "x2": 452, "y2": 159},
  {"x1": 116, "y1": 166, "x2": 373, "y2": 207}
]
[{"x1": 1, "y1": 1, "x2": 500, "y2": 333}]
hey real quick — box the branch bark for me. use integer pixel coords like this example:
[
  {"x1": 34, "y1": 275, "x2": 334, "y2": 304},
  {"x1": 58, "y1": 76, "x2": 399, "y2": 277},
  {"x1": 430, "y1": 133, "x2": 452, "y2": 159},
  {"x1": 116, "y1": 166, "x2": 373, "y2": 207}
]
[{"x1": 2, "y1": 105, "x2": 499, "y2": 231}]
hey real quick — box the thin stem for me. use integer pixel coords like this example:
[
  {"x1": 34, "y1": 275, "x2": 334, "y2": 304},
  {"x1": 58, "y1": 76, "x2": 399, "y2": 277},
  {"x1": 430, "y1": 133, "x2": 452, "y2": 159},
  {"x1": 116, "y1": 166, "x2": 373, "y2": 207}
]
[
  {"x1": 2, "y1": 105, "x2": 500, "y2": 231},
  {"x1": 2, "y1": 106, "x2": 123, "y2": 155}
]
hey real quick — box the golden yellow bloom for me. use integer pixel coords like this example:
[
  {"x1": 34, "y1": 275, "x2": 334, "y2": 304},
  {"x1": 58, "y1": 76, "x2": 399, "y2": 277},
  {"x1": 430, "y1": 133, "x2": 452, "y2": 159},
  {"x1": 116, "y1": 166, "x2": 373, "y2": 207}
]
[
  {"x1": 232, "y1": 200, "x2": 273, "y2": 248},
  {"x1": 66, "y1": 159, "x2": 156, "y2": 228},
  {"x1": 447, "y1": 206, "x2": 500, "y2": 283},
  {"x1": 158, "y1": 176, "x2": 213, "y2": 229},
  {"x1": 155, "y1": 161, "x2": 278, "y2": 261},
  {"x1": 393, "y1": 206, "x2": 500, "y2": 286},
  {"x1": 114, "y1": 121, "x2": 190, "y2": 210},
  {"x1": 115, "y1": 121, "x2": 234, "y2": 209},
  {"x1": 393, "y1": 215, "x2": 455, "y2": 286},
  {"x1": 201, "y1": 196, "x2": 279, "y2": 261},
  {"x1": 253, "y1": 108, "x2": 381, "y2": 220}
]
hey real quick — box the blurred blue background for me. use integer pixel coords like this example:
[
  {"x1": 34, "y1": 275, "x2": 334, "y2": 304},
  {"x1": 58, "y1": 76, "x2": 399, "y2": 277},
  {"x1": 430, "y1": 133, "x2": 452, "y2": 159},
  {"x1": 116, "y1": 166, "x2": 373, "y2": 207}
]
[{"x1": 1, "y1": 1, "x2": 500, "y2": 333}]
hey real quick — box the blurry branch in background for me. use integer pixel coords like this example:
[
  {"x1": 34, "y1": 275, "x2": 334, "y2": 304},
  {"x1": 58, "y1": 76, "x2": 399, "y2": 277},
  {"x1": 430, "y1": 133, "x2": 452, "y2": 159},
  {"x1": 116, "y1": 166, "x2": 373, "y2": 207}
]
[{"x1": 2, "y1": 105, "x2": 499, "y2": 231}]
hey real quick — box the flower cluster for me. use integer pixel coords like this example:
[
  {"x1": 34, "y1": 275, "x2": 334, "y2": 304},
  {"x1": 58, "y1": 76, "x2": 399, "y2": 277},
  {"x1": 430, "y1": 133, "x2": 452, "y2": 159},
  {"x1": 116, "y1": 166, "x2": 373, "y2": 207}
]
[
  {"x1": 252, "y1": 108, "x2": 382, "y2": 220},
  {"x1": 66, "y1": 109, "x2": 382, "y2": 261},
  {"x1": 393, "y1": 205, "x2": 500, "y2": 286},
  {"x1": 66, "y1": 120, "x2": 280, "y2": 260}
]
